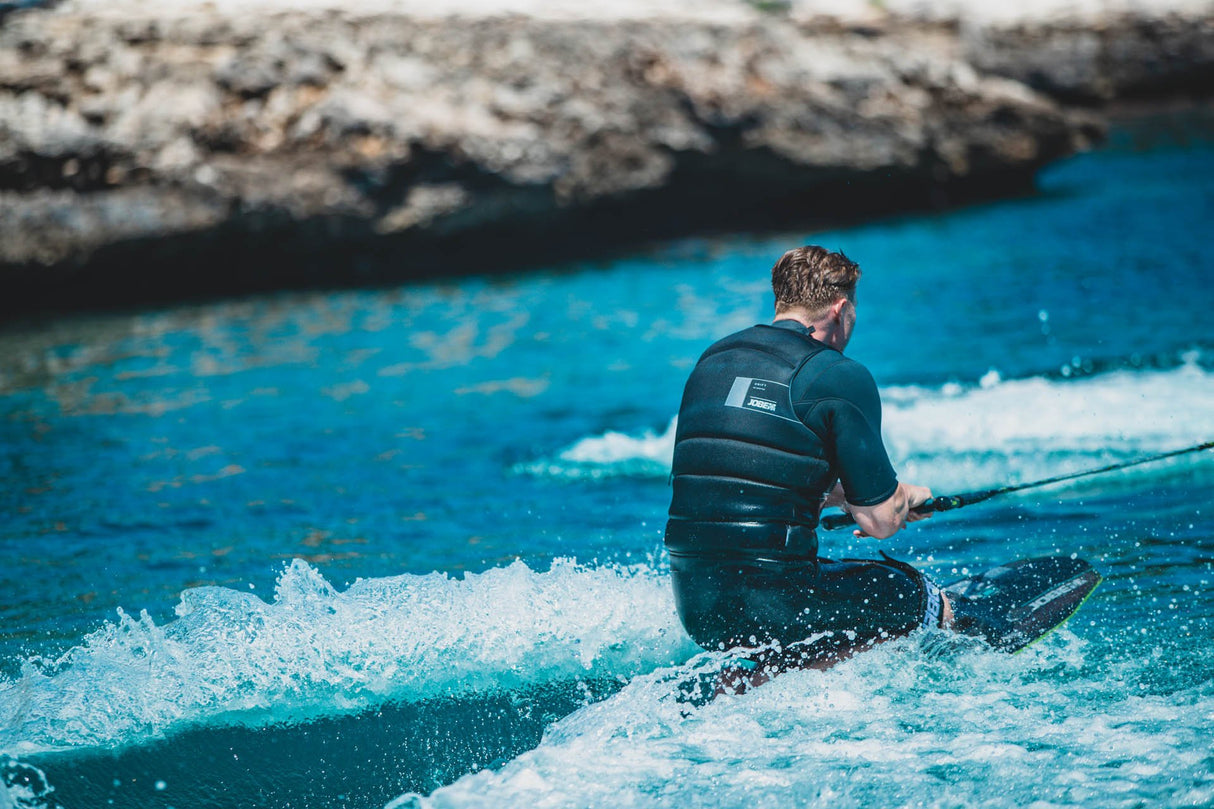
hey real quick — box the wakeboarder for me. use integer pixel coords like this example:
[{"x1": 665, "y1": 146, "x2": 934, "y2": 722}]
[{"x1": 665, "y1": 246, "x2": 951, "y2": 686}]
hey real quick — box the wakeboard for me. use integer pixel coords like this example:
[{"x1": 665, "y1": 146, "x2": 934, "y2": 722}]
[
  {"x1": 676, "y1": 555, "x2": 1102, "y2": 704},
  {"x1": 944, "y1": 555, "x2": 1101, "y2": 653}
]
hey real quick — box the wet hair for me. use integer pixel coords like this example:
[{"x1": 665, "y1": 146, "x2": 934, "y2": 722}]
[{"x1": 771, "y1": 246, "x2": 860, "y2": 315}]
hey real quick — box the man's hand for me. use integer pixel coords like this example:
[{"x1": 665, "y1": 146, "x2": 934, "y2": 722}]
[
  {"x1": 849, "y1": 482, "x2": 933, "y2": 539},
  {"x1": 903, "y1": 484, "x2": 933, "y2": 523}
]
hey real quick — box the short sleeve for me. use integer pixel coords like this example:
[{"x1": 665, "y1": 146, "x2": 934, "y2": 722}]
[{"x1": 792, "y1": 356, "x2": 898, "y2": 507}]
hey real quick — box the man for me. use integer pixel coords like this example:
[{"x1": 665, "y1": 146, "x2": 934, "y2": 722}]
[{"x1": 665, "y1": 245, "x2": 950, "y2": 680}]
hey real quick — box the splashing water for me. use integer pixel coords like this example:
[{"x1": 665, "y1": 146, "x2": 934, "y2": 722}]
[
  {"x1": 1, "y1": 561, "x2": 696, "y2": 759},
  {"x1": 402, "y1": 631, "x2": 1214, "y2": 809}
]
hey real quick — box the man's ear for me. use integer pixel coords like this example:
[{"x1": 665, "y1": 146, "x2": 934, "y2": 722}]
[{"x1": 829, "y1": 297, "x2": 848, "y2": 321}]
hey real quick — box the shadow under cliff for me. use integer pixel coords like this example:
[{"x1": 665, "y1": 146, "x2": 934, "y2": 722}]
[{"x1": 2, "y1": 153, "x2": 1053, "y2": 324}]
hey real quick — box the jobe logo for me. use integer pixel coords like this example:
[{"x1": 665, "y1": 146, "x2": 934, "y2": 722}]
[{"x1": 746, "y1": 397, "x2": 778, "y2": 412}]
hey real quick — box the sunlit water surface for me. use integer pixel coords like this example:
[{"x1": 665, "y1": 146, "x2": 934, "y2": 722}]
[{"x1": 1, "y1": 113, "x2": 1212, "y2": 808}]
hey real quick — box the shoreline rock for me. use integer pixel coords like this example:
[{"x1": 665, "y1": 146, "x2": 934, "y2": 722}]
[{"x1": 1, "y1": 1, "x2": 1210, "y2": 317}]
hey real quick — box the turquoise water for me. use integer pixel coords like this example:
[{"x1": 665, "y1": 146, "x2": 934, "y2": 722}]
[{"x1": 1, "y1": 113, "x2": 1212, "y2": 808}]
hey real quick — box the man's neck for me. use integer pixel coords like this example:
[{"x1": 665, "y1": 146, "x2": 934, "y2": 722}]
[
  {"x1": 773, "y1": 312, "x2": 814, "y2": 332},
  {"x1": 773, "y1": 311, "x2": 843, "y2": 351}
]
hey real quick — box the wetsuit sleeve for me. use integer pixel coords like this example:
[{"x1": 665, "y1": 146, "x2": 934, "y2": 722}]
[{"x1": 792, "y1": 356, "x2": 899, "y2": 507}]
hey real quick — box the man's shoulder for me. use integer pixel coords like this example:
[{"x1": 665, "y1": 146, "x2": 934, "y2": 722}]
[
  {"x1": 792, "y1": 350, "x2": 878, "y2": 399},
  {"x1": 700, "y1": 324, "x2": 769, "y2": 357}
]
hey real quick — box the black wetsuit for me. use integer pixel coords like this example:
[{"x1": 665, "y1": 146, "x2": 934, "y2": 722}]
[{"x1": 666, "y1": 320, "x2": 941, "y2": 661}]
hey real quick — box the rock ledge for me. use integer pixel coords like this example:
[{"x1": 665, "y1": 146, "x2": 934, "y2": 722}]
[{"x1": 1, "y1": 0, "x2": 1209, "y2": 314}]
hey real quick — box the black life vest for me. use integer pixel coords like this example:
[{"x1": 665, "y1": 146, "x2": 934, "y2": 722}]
[{"x1": 665, "y1": 323, "x2": 840, "y2": 560}]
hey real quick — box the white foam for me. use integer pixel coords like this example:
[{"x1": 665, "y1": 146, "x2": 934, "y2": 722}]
[
  {"x1": 0, "y1": 758, "x2": 55, "y2": 809},
  {"x1": 883, "y1": 362, "x2": 1214, "y2": 491},
  {"x1": 557, "y1": 417, "x2": 678, "y2": 466},
  {"x1": 0, "y1": 559, "x2": 698, "y2": 757},
  {"x1": 515, "y1": 417, "x2": 677, "y2": 480},
  {"x1": 524, "y1": 364, "x2": 1214, "y2": 493},
  {"x1": 403, "y1": 632, "x2": 1214, "y2": 808}
]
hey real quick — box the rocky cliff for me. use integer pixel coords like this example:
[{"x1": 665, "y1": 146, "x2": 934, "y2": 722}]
[{"x1": 1, "y1": 0, "x2": 1210, "y2": 314}]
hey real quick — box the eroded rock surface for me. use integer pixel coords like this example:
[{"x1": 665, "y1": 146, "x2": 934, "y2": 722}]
[{"x1": 0, "y1": 0, "x2": 1208, "y2": 312}]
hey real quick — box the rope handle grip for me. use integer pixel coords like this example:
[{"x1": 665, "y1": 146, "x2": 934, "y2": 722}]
[{"x1": 819, "y1": 494, "x2": 967, "y2": 531}]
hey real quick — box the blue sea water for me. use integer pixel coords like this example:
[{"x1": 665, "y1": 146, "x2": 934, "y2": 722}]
[{"x1": 1, "y1": 111, "x2": 1213, "y2": 808}]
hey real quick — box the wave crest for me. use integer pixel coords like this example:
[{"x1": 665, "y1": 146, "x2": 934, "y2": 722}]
[{"x1": 0, "y1": 560, "x2": 697, "y2": 757}]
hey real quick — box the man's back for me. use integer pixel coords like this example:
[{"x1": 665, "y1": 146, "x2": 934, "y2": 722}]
[{"x1": 662, "y1": 245, "x2": 943, "y2": 672}]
